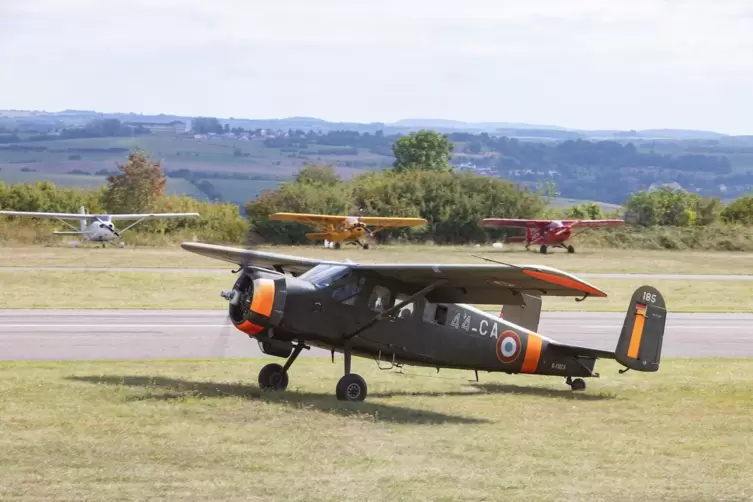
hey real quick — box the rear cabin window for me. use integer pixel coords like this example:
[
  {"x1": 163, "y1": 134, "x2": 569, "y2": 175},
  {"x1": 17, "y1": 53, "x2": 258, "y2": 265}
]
[
  {"x1": 368, "y1": 286, "x2": 392, "y2": 313},
  {"x1": 423, "y1": 302, "x2": 448, "y2": 325}
]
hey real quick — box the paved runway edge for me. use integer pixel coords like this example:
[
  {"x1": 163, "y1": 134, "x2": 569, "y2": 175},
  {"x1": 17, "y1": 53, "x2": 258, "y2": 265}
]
[{"x1": 1, "y1": 310, "x2": 751, "y2": 361}]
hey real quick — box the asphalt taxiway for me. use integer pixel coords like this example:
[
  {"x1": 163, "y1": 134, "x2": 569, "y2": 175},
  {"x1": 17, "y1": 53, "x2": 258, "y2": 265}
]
[{"x1": 1, "y1": 310, "x2": 751, "y2": 361}]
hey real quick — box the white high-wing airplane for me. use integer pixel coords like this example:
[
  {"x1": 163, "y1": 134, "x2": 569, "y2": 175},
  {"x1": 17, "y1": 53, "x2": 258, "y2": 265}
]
[{"x1": 0, "y1": 206, "x2": 200, "y2": 247}]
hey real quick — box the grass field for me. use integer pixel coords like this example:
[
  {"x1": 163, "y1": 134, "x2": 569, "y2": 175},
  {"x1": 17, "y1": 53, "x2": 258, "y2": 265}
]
[
  {"x1": 1, "y1": 358, "x2": 751, "y2": 501},
  {"x1": 1, "y1": 270, "x2": 750, "y2": 312},
  {"x1": 1, "y1": 245, "x2": 751, "y2": 275}
]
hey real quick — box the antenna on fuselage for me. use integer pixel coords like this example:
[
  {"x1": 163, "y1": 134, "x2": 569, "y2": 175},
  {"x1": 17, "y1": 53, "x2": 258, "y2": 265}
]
[{"x1": 470, "y1": 254, "x2": 525, "y2": 270}]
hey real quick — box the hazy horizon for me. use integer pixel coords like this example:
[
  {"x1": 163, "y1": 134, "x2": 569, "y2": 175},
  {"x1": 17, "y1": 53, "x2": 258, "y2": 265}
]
[{"x1": 2, "y1": 0, "x2": 752, "y2": 135}]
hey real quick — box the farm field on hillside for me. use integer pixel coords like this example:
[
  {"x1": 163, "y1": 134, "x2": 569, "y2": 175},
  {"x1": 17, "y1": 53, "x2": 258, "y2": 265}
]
[
  {"x1": 0, "y1": 135, "x2": 386, "y2": 179},
  {"x1": 201, "y1": 178, "x2": 283, "y2": 204},
  {"x1": 0, "y1": 169, "x2": 207, "y2": 199},
  {"x1": 1, "y1": 358, "x2": 751, "y2": 501}
]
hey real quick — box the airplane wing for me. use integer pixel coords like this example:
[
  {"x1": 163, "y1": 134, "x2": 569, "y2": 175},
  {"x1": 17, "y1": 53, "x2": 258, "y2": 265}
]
[
  {"x1": 107, "y1": 213, "x2": 200, "y2": 220},
  {"x1": 478, "y1": 218, "x2": 553, "y2": 229},
  {"x1": 181, "y1": 243, "x2": 607, "y2": 304},
  {"x1": 357, "y1": 217, "x2": 427, "y2": 228},
  {"x1": 0, "y1": 210, "x2": 89, "y2": 219},
  {"x1": 268, "y1": 213, "x2": 347, "y2": 228},
  {"x1": 180, "y1": 242, "x2": 341, "y2": 275},
  {"x1": 565, "y1": 219, "x2": 624, "y2": 228},
  {"x1": 348, "y1": 263, "x2": 607, "y2": 305}
]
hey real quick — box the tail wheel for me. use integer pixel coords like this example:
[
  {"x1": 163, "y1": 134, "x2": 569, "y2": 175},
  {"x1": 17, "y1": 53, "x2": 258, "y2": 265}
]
[
  {"x1": 567, "y1": 245, "x2": 575, "y2": 253},
  {"x1": 570, "y1": 378, "x2": 586, "y2": 391},
  {"x1": 363, "y1": 243, "x2": 370, "y2": 250},
  {"x1": 258, "y1": 363, "x2": 289, "y2": 391}
]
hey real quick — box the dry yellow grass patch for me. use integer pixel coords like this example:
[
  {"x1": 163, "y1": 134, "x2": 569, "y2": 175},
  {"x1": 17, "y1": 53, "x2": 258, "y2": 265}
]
[
  {"x1": 0, "y1": 271, "x2": 750, "y2": 312},
  {"x1": 1, "y1": 244, "x2": 752, "y2": 275},
  {"x1": 0, "y1": 358, "x2": 751, "y2": 501}
]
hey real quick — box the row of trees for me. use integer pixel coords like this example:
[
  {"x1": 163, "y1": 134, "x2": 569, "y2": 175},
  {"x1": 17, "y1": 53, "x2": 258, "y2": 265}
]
[{"x1": 2, "y1": 132, "x2": 753, "y2": 247}]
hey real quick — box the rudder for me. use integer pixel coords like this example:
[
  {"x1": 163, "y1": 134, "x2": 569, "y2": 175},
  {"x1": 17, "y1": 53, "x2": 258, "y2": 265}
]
[{"x1": 615, "y1": 286, "x2": 667, "y2": 372}]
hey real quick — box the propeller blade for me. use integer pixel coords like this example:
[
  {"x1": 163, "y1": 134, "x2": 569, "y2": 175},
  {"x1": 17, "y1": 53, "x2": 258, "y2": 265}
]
[{"x1": 209, "y1": 312, "x2": 235, "y2": 359}]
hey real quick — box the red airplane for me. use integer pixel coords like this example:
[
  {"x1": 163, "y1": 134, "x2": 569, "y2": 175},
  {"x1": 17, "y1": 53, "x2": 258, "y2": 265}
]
[{"x1": 478, "y1": 218, "x2": 624, "y2": 254}]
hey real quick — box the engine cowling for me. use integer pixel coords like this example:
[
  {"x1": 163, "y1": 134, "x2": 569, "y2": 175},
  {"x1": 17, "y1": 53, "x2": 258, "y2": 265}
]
[{"x1": 226, "y1": 270, "x2": 288, "y2": 337}]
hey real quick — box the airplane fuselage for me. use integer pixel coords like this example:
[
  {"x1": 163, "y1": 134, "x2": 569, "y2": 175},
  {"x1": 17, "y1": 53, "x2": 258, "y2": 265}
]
[
  {"x1": 81, "y1": 220, "x2": 119, "y2": 241},
  {"x1": 225, "y1": 267, "x2": 595, "y2": 378}
]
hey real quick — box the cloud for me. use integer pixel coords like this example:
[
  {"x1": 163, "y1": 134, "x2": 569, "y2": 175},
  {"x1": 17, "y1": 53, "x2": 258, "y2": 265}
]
[{"x1": 0, "y1": 0, "x2": 751, "y2": 133}]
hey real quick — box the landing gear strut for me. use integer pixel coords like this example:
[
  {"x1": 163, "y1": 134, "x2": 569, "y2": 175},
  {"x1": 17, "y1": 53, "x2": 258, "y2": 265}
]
[
  {"x1": 336, "y1": 345, "x2": 367, "y2": 401},
  {"x1": 258, "y1": 343, "x2": 307, "y2": 391},
  {"x1": 566, "y1": 376, "x2": 586, "y2": 391}
]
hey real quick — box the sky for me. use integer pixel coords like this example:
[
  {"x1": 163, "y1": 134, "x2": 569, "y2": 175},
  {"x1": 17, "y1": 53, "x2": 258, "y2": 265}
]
[{"x1": 1, "y1": 0, "x2": 752, "y2": 134}]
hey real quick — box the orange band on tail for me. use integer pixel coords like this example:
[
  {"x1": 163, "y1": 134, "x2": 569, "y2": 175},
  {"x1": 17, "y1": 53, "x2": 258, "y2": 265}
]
[
  {"x1": 521, "y1": 333, "x2": 543, "y2": 373},
  {"x1": 627, "y1": 304, "x2": 647, "y2": 359}
]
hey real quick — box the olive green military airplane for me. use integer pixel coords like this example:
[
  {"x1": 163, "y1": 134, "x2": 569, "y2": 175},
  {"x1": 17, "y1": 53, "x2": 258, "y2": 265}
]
[{"x1": 182, "y1": 242, "x2": 667, "y2": 402}]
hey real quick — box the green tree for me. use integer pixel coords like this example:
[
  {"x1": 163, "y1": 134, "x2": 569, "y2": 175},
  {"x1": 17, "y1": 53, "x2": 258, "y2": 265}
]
[
  {"x1": 625, "y1": 188, "x2": 719, "y2": 227},
  {"x1": 294, "y1": 163, "x2": 341, "y2": 186},
  {"x1": 391, "y1": 130, "x2": 454, "y2": 173},
  {"x1": 565, "y1": 202, "x2": 604, "y2": 220},
  {"x1": 720, "y1": 195, "x2": 753, "y2": 225},
  {"x1": 101, "y1": 150, "x2": 167, "y2": 213}
]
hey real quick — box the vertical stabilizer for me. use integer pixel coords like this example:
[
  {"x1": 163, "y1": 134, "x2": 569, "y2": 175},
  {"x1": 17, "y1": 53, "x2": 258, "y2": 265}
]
[
  {"x1": 614, "y1": 286, "x2": 667, "y2": 372},
  {"x1": 500, "y1": 293, "x2": 542, "y2": 332}
]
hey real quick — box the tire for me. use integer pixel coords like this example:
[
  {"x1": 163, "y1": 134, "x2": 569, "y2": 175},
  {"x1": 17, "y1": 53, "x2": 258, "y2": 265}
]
[
  {"x1": 570, "y1": 378, "x2": 586, "y2": 391},
  {"x1": 540, "y1": 245, "x2": 547, "y2": 254},
  {"x1": 258, "y1": 363, "x2": 289, "y2": 391},
  {"x1": 567, "y1": 245, "x2": 575, "y2": 253},
  {"x1": 336, "y1": 374, "x2": 368, "y2": 401}
]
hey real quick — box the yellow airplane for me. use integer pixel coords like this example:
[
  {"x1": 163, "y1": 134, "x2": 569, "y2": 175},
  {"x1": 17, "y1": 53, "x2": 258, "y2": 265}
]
[{"x1": 268, "y1": 212, "x2": 427, "y2": 249}]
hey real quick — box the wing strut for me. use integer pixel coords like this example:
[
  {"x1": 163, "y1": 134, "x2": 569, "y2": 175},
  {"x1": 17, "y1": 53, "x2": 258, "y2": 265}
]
[{"x1": 342, "y1": 279, "x2": 447, "y2": 341}]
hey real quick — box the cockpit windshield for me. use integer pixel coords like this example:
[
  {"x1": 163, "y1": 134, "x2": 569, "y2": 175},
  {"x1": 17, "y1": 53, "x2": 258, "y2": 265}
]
[{"x1": 298, "y1": 264, "x2": 352, "y2": 289}]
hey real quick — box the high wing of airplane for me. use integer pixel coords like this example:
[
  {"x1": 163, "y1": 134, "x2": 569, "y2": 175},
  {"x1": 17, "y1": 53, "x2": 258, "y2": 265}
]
[
  {"x1": 479, "y1": 218, "x2": 624, "y2": 254},
  {"x1": 0, "y1": 206, "x2": 200, "y2": 247},
  {"x1": 268, "y1": 212, "x2": 427, "y2": 250},
  {"x1": 181, "y1": 241, "x2": 667, "y2": 402}
]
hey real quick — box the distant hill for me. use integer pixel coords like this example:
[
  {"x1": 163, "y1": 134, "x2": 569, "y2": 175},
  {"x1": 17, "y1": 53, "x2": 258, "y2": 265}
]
[{"x1": 0, "y1": 109, "x2": 744, "y2": 141}]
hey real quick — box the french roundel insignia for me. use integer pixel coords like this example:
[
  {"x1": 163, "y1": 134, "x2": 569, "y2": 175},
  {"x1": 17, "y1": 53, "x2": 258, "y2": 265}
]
[{"x1": 496, "y1": 331, "x2": 522, "y2": 364}]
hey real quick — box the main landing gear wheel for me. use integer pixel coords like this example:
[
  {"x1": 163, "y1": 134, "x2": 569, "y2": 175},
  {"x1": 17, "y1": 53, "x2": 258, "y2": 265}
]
[
  {"x1": 336, "y1": 374, "x2": 367, "y2": 401},
  {"x1": 567, "y1": 377, "x2": 586, "y2": 391},
  {"x1": 539, "y1": 245, "x2": 548, "y2": 254},
  {"x1": 333, "y1": 242, "x2": 342, "y2": 250},
  {"x1": 567, "y1": 245, "x2": 575, "y2": 253},
  {"x1": 258, "y1": 363, "x2": 289, "y2": 391},
  {"x1": 335, "y1": 344, "x2": 368, "y2": 401}
]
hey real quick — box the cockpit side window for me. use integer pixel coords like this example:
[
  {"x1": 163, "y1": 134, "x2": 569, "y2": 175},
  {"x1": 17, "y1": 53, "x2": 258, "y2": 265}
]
[
  {"x1": 332, "y1": 274, "x2": 364, "y2": 306},
  {"x1": 367, "y1": 285, "x2": 392, "y2": 313}
]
